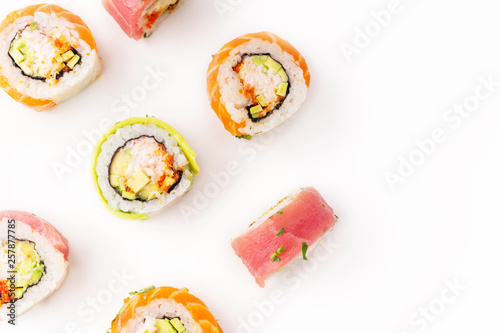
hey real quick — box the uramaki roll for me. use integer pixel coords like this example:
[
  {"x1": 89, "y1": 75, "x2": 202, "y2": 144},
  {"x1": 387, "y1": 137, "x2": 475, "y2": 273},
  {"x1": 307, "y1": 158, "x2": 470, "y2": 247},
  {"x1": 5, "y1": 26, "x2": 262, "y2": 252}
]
[
  {"x1": 0, "y1": 211, "x2": 69, "y2": 320},
  {"x1": 103, "y1": 0, "x2": 182, "y2": 40},
  {"x1": 0, "y1": 4, "x2": 102, "y2": 111},
  {"x1": 207, "y1": 32, "x2": 310, "y2": 139},
  {"x1": 92, "y1": 117, "x2": 199, "y2": 220},
  {"x1": 110, "y1": 286, "x2": 223, "y2": 333},
  {"x1": 232, "y1": 187, "x2": 338, "y2": 287}
]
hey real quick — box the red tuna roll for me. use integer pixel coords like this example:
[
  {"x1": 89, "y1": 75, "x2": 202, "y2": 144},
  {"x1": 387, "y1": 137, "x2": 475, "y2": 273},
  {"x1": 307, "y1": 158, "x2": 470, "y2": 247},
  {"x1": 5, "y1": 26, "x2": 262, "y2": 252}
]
[
  {"x1": 231, "y1": 187, "x2": 338, "y2": 287},
  {"x1": 0, "y1": 211, "x2": 69, "y2": 319},
  {"x1": 103, "y1": 0, "x2": 182, "y2": 40}
]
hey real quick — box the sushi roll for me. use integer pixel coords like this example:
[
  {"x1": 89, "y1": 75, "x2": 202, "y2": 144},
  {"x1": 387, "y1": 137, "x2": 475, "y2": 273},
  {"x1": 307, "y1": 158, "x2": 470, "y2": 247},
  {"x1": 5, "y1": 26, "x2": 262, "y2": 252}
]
[
  {"x1": 0, "y1": 211, "x2": 69, "y2": 320},
  {"x1": 0, "y1": 4, "x2": 102, "y2": 111},
  {"x1": 92, "y1": 117, "x2": 200, "y2": 220},
  {"x1": 232, "y1": 187, "x2": 338, "y2": 287},
  {"x1": 109, "y1": 286, "x2": 223, "y2": 332},
  {"x1": 103, "y1": 0, "x2": 182, "y2": 40},
  {"x1": 207, "y1": 32, "x2": 310, "y2": 139}
]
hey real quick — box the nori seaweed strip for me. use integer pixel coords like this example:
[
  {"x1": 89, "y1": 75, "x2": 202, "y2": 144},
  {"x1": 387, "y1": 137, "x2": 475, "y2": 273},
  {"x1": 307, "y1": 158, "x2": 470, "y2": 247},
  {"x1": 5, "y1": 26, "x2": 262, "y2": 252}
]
[{"x1": 167, "y1": 170, "x2": 183, "y2": 194}]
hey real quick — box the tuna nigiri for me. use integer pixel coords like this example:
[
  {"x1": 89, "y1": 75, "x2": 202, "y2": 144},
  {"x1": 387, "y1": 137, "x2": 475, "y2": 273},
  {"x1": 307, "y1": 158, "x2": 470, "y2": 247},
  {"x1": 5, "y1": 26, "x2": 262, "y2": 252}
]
[{"x1": 232, "y1": 187, "x2": 338, "y2": 287}]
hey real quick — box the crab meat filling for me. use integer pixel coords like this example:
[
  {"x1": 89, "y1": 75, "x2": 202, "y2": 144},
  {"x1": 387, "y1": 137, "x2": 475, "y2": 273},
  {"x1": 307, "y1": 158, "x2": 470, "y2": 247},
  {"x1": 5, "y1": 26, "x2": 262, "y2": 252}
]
[
  {"x1": 108, "y1": 136, "x2": 182, "y2": 202},
  {"x1": 8, "y1": 23, "x2": 82, "y2": 82},
  {"x1": 234, "y1": 54, "x2": 290, "y2": 122}
]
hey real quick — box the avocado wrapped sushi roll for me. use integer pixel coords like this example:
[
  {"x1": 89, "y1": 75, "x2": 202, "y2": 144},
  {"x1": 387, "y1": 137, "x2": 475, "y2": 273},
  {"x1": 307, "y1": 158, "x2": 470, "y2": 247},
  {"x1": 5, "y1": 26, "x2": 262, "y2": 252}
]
[
  {"x1": 92, "y1": 117, "x2": 199, "y2": 220},
  {"x1": 110, "y1": 286, "x2": 223, "y2": 333},
  {"x1": 207, "y1": 32, "x2": 310, "y2": 139},
  {"x1": 0, "y1": 4, "x2": 102, "y2": 111},
  {"x1": 0, "y1": 211, "x2": 70, "y2": 320},
  {"x1": 103, "y1": 0, "x2": 182, "y2": 40}
]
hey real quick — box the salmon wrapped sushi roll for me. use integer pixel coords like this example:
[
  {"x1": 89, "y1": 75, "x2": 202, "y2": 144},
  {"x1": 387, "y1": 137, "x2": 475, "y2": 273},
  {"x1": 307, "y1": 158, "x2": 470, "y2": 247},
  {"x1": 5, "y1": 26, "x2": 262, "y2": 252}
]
[
  {"x1": 0, "y1": 4, "x2": 102, "y2": 111},
  {"x1": 232, "y1": 187, "x2": 338, "y2": 287},
  {"x1": 92, "y1": 117, "x2": 200, "y2": 220},
  {"x1": 103, "y1": 0, "x2": 182, "y2": 40},
  {"x1": 110, "y1": 286, "x2": 223, "y2": 333},
  {"x1": 207, "y1": 32, "x2": 310, "y2": 139},
  {"x1": 0, "y1": 211, "x2": 69, "y2": 320}
]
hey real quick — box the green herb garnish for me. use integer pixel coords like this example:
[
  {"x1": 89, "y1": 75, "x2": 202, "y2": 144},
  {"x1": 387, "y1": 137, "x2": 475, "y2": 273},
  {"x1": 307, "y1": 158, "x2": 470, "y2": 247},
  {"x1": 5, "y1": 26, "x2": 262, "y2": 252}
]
[
  {"x1": 30, "y1": 22, "x2": 37, "y2": 30},
  {"x1": 322, "y1": 203, "x2": 326, "y2": 207},
  {"x1": 236, "y1": 135, "x2": 252, "y2": 140},
  {"x1": 302, "y1": 242, "x2": 308, "y2": 261},
  {"x1": 278, "y1": 210, "x2": 283, "y2": 214},
  {"x1": 276, "y1": 228, "x2": 285, "y2": 235},
  {"x1": 129, "y1": 285, "x2": 155, "y2": 295},
  {"x1": 335, "y1": 214, "x2": 339, "y2": 219},
  {"x1": 270, "y1": 246, "x2": 286, "y2": 262}
]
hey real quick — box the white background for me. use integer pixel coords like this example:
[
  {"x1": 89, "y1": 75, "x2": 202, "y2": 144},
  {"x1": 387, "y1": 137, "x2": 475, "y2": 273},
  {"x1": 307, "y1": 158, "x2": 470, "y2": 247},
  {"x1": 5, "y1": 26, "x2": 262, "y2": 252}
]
[{"x1": 1, "y1": 0, "x2": 499, "y2": 332}]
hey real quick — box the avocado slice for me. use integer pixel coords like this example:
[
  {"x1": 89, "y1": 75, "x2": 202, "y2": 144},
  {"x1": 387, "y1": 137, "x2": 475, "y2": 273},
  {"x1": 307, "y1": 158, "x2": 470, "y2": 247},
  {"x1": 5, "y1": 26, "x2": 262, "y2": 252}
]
[
  {"x1": 109, "y1": 150, "x2": 131, "y2": 176},
  {"x1": 170, "y1": 318, "x2": 187, "y2": 332},
  {"x1": 18, "y1": 46, "x2": 30, "y2": 55},
  {"x1": 12, "y1": 38, "x2": 26, "y2": 50},
  {"x1": 17, "y1": 61, "x2": 34, "y2": 76},
  {"x1": 250, "y1": 104, "x2": 263, "y2": 115},
  {"x1": 110, "y1": 175, "x2": 121, "y2": 188},
  {"x1": 264, "y1": 57, "x2": 282, "y2": 72},
  {"x1": 137, "y1": 183, "x2": 161, "y2": 201},
  {"x1": 61, "y1": 50, "x2": 74, "y2": 62},
  {"x1": 155, "y1": 319, "x2": 177, "y2": 333},
  {"x1": 9, "y1": 48, "x2": 25, "y2": 64},
  {"x1": 162, "y1": 176, "x2": 176, "y2": 189},
  {"x1": 256, "y1": 95, "x2": 268, "y2": 107},
  {"x1": 126, "y1": 169, "x2": 151, "y2": 194},
  {"x1": 13, "y1": 241, "x2": 45, "y2": 300},
  {"x1": 277, "y1": 68, "x2": 288, "y2": 82},
  {"x1": 252, "y1": 55, "x2": 268, "y2": 65},
  {"x1": 55, "y1": 55, "x2": 65, "y2": 64},
  {"x1": 277, "y1": 82, "x2": 288, "y2": 97},
  {"x1": 66, "y1": 55, "x2": 80, "y2": 69},
  {"x1": 121, "y1": 191, "x2": 136, "y2": 200}
]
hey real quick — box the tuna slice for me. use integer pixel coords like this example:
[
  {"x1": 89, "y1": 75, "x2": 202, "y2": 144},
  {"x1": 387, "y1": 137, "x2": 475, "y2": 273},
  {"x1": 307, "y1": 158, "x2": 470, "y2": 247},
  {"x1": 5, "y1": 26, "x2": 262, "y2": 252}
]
[
  {"x1": 231, "y1": 187, "x2": 338, "y2": 287},
  {"x1": 0, "y1": 211, "x2": 69, "y2": 260},
  {"x1": 102, "y1": 0, "x2": 180, "y2": 40}
]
